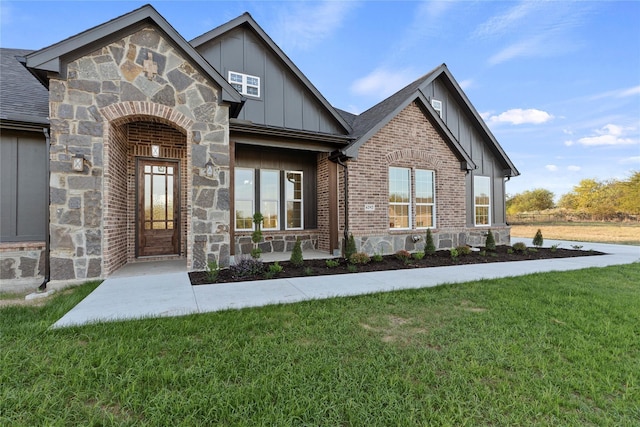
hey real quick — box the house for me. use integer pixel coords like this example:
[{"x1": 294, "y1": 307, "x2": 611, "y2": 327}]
[{"x1": 0, "y1": 4, "x2": 518, "y2": 292}]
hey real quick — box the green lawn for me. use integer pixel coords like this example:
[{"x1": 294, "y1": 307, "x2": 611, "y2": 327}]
[{"x1": 2, "y1": 264, "x2": 639, "y2": 426}]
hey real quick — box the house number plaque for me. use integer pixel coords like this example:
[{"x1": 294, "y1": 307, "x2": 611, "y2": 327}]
[{"x1": 364, "y1": 204, "x2": 376, "y2": 212}]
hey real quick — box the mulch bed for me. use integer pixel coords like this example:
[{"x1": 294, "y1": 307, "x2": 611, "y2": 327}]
[{"x1": 189, "y1": 246, "x2": 605, "y2": 285}]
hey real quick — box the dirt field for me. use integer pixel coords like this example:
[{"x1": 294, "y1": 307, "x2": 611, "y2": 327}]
[{"x1": 511, "y1": 222, "x2": 640, "y2": 245}]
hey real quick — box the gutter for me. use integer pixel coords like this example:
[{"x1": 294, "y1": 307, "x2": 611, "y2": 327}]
[
  {"x1": 38, "y1": 127, "x2": 50, "y2": 291},
  {"x1": 328, "y1": 150, "x2": 350, "y2": 256}
]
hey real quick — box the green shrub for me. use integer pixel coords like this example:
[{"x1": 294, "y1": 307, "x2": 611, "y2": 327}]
[
  {"x1": 425, "y1": 228, "x2": 436, "y2": 255},
  {"x1": 345, "y1": 234, "x2": 357, "y2": 260},
  {"x1": 349, "y1": 252, "x2": 371, "y2": 265},
  {"x1": 507, "y1": 248, "x2": 514, "y2": 254},
  {"x1": 512, "y1": 242, "x2": 527, "y2": 253},
  {"x1": 251, "y1": 212, "x2": 264, "y2": 259},
  {"x1": 395, "y1": 250, "x2": 411, "y2": 263},
  {"x1": 533, "y1": 229, "x2": 544, "y2": 248},
  {"x1": 269, "y1": 261, "x2": 283, "y2": 275},
  {"x1": 347, "y1": 264, "x2": 357, "y2": 273},
  {"x1": 479, "y1": 250, "x2": 486, "y2": 257},
  {"x1": 528, "y1": 248, "x2": 538, "y2": 253},
  {"x1": 325, "y1": 259, "x2": 340, "y2": 268},
  {"x1": 412, "y1": 251, "x2": 425, "y2": 260},
  {"x1": 456, "y1": 245, "x2": 471, "y2": 256},
  {"x1": 485, "y1": 230, "x2": 496, "y2": 251},
  {"x1": 450, "y1": 248, "x2": 459, "y2": 260},
  {"x1": 372, "y1": 253, "x2": 383, "y2": 262},
  {"x1": 303, "y1": 267, "x2": 315, "y2": 276},
  {"x1": 550, "y1": 244, "x2": 560, "y2": 252},
  {"x1": 232, "y1": 257, "x2": 264, "y2": 277},
  {"x1": 206, "y1": 259, "x2": 220, "y2": 282},
  {"x1": 250, "y1": 247, "x2": 262, "y2": 259},
  {"x1": 290, "y1": 239, "x2": 304, "y2": 267}
]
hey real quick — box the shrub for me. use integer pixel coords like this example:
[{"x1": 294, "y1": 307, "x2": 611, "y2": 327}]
[
  {"x1": 372, "y1": 253, "x2": 383, "y2": 262},
  {"x1": 412, "y1": 251, "x2": 425, "y2": 260},
  {"x1": 232, "y1": 257, "x2": 264, "y2": 277},
  {"x1": 325, "y1": 259, "x2": 340, "y2": 268},
  {"x1": 344, "y1": 234, "x2": 357, "y2": 260},
  {"x1": 269, "y1": 261, "x2": 283, "y2": 275},
  {"x1": 528, "y1": 248, "x2": 538, "y2": 253},
  {"x1": 290, "y1": 239, "x2": 304, "y2": 267},
  {"x1": 395, "y1": 250, "x2": 411, "y2": 263},
  {"x1": 456, "y1": 245, "x2": 471, "y2": 256},
  {"x1": 250, "y1": 247, "x2": 262, "y2": 259},
  {"x1": 533, "y1": 229, "x2": 544, "y2": 248},
  {"x1": 251, "y1": 212, "x2": 264, "y2": 259},
  {"x1": 349, "y1": 252, "x2": 371, "y2": 265},
  {"x1": 512, "y1": 242, "x2": 527, "y2": 253},
  {"x1": 206, "y1": 259, "x2": 220, "y2": 282},
  {"x1": 479, "y1": 250, "x2": 487, "y2": 257},
  {"x1": 347, "y1": 264, "x2": 357, "y2": 273},
  {"x1": 550, "y1": 244, "x2": 560, "y2": 253},
  {"x1": 485, "y1": 230, "x2": 496, "y2": 251},
  {"x1": 450, "y1": 248, "x2": 459, "y2": 260},
  {"x1": 425, "y1": 229, "x2": 436, "y2": 255},
  {"x1": 507, "y1": 248, "x2": 514, "y2": 254},
  {"x1": 303, "y1": 267, "x2": 315, "y2": 276}
]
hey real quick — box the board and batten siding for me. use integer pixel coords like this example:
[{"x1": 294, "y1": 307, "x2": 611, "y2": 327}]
[{"x1": 195, "y1": 26, "x2": 345, "y2": 135}]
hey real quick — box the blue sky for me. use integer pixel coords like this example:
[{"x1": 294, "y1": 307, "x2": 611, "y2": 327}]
[{"x1": 1, "y1": 1, "x2": 638, "y2": 199}]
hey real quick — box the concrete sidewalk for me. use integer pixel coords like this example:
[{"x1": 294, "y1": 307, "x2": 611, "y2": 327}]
[{"x1": 51, "y1": 239, "x2": 639, "y2": 328}]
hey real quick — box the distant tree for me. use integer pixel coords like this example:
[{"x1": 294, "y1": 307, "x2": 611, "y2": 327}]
[
  {"x1": 506, "y1": 188, "x2": 555, "y2": 214},
  {"x1": 618, "y1": 171, "x2": 640, "y2": 215}
]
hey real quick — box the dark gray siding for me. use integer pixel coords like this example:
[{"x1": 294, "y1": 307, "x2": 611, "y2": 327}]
[
  {"x1": 0, "y1": 130, "x2": 47, "y2": 241},
  {"x1": 196, "y1": 27, "x2": 344, "y2": 134},
  {"x1": 425, "y1": 77, "x2": 508, "y2": 226}
]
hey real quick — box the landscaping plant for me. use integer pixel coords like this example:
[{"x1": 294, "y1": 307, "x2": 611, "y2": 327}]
[
  {"x1": 206, "y1": 259, "x2": 220, "y2": 283},
  {"x1": 251, "y1": 212, "x2": 264, "y2": 259},
  {"x1": 349, "y1": 252, "x2": 371, "y2": 265},
  {"x1": 344, "y1": 233, "x2": 357, "y2": 260},
  {"x1": 290, "y1": 239, "x2": 304, "y2": 267},
  {"x1": 425, "y1": 228, "x2": 436, "y2": 255},
  {"x1": 533, "y1": 229, "x2": 544, "y2": 248},
  {"x1": 484, "y1": 229, "x2": 496, "y2": 251}
]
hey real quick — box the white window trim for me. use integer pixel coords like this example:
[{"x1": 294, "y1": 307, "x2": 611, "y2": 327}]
[
  {"x1": 474, "y1": 176, "x2": 492, "y2": 226},
  {"x1": 389, "y1": 167, "x2": 412, "y2": 230},
  {"x1": 260, "y1": 169, "x2": 280, "y2": 231},
  {"x1": 235, "y1": 167, "x2": 255, "y2": 231},
  {"x1": 431, "y1": 99, "x2": 443, "y2": 118},
  {"x1": 415, "y1": 169, "x2": 436, "y2": 229},
  {"x1": 228, "y1": 71, "x2": 261, "y2": 98},
  {"x1": 285, "y1": 171, "x2": 304, "y2": 230}
]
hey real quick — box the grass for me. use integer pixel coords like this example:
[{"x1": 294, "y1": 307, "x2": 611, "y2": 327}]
[
  {"x1": 511, "y1": 222, "x2": 640, "y2": 245},
  {"x1": 2, "y1": 265, "x2": 640, "y2": 426}
]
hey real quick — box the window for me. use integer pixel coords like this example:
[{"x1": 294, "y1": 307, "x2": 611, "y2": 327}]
[
  {"x1": 228, "y1": 71, "x2": 260, "y2": 97},
  {"x1": 415, "y1": 170, "x2": 435, "y2": 228},
  {"x1": 260, "y1": 170, "x2": 279, "y2": 230},
  {"x1": 389, "y1": 167, "x2": 411, "y2": 229},
  {"x1": 431, "y1": 99, "x2": 443, "y2": 118},
  {"x1": 285, "y1": 171, "x2": 303, "y2": 230},
  {"x1": 474, "y1": 176, "x2": 491, "y2": 226},
  {"x1": 235, "y1": 168, "x2": 254, "y2": 231}
]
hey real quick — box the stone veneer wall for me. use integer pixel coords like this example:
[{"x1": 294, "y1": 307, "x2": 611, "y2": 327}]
[
  {"x1": 0, "y1": 242, "x2": 45, "y2": 292},
  {"x1": 47, "y1": 26, "x2": 231, "y2": 282},
  {"x1": 345, "y1": 101, "x2": 511, "y2": 255},
  {"x1": 234, "y1": 231, "x2": 319, "y2": 256}
]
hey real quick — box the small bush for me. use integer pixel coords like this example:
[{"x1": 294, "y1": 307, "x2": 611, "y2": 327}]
[
  {"x1": 512, "y1": 242, "x2": 527, "y2": 253},
  {"x1": 325, "y1": 259, "x2": 340, "y2": 268},
  {"x1": 269, "y1": 261, "x2": 283, "y2": 275},
  {"x1": 425, "y1": 229, "x2": 436, "y2": 255},
  {"x1": 303, "y1": 267, "x2": 315, "y2": 276},
  {"x1": 533, "y1": 229, "x2": 544, "y2": 248},
  {"x1": 485, "y1": 230, "x2": 496, "y2": 251},
  {"x1": 290, "y1": 239, "x2": 304, "y2": 267},
  {"x1": 450, "y1": 248, "x2": 459, "y2": 260},
  {"x1": 528, "y1": 248, "x2": 538, "y2": 253},
  {"x1": 250, "y1": 247, "x2": 262, "y2": 259},
  {"x1": 571, "y1": 245, "x2": 583, "y2": 250},
  {"x1": 456, "y1": 245, "x2": 471, "y2": 256},
  {"x1": 347, "y1": 264, "x2": 357, "y2": 273},
  {"x1": 395, "y1": 250, "x2": 411, "y2": 263},
  {"x1": 507, "y1": 248, "x2": 514, "y2": 254},
  {"x1": 372, "y1": 253, "x2": 383, "y2": 262},
  {"x1": 412, "y1": 251, "x2": 425, "y2": 260},
  {"x1": 345, "y1": 234, "x2": 357, "y2": 260},
  {"x1": 232, "y1": 257, "x2": 264, "y2": 277},
  {"x1": 206, "y1": 259, "x2": 220, "y2": 282},
  {"x1": 479, "y1": 250, "x2": 486, "y2": 257},
  {"x1": 550, "y1": 244, "x2": 560, "y2": 252},
  {"x1": 349, "y1": 252, "x2": 371, "y2": 265}
]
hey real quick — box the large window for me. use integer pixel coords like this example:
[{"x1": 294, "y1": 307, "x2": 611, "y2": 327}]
[
  {"x1": 235, "y1": 168, "x2": 254, "y2": 231},
  {"x1": 474, "y1": 176, "x2": 491, "y2": 226},
  {"x1": 234, "y1": 168, "x2": 304, "y2": 231},
  {"x1": 389, "y1": 167, "x2": 435, "y2": 230},
  {"x1": 228, "y1": 71, "x2": 260, "y2": 97}
]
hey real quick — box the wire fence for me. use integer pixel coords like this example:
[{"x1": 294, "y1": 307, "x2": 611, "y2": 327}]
[{"x1": 507, "y1": 212, "x2": 640, "y2": 224}]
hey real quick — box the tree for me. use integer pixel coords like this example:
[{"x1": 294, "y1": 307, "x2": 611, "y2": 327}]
[
  {"x1": 506, "y1": 188, "x2": 555, "y2": 214},
  {"x1": 618, "y1": 171, "x2": 640, "y2": 215}
]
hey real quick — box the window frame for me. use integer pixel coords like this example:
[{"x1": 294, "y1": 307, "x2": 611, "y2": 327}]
[
  {"x1": 415, "y1": 169, "x2": 436, "y2": 229},
  {"x1": 431, "y1": 99, "x2": 443, "y2": 118},
  {"x1": 234, "y1": 167, "x2": 255, "y2": 231},
  {"x1": 285, "y1": 171, "x2": 304, "y2": 230},
  {"x1": 228, "y1": 71, "x2": 261, "y2": 98},
  {"x1": 474, "y1": 175, "x2": 491, "y2": 226},
  {"x1": 389, "y1": 166, "x2": 412, "y2": 230},
  {"x1": 260, "y1": 169, "x2": 280, "y2": 231}
]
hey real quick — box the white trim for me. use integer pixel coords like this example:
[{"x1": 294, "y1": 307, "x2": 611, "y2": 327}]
[
  {"x1": 234, "y1": 167, "x2": 255, "y2": 231},
  {"x1": 260, "y1": 169, "x2": 279, "y2": 230},
  {"x1": 431, "y1": 98, "x2": 443, "y2": 118},
  {"x1": 285, "y1": 171, "x2": 304, "y2": 230},
  {"x1": 228, "y1": 71, "x2": 261, "y2": 98},
  {"x1": 474, "y1": 175, "x2": 491, "y2": 226}
]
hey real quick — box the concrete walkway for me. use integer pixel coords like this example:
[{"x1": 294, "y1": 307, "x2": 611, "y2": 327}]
[{"x1": 51, "y1": 239, "x2": 639, "y2": 328}]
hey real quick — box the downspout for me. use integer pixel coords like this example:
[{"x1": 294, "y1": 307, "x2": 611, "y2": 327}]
[{"x1": 38, "y1": 127, "x2": 50, "y2": 291}]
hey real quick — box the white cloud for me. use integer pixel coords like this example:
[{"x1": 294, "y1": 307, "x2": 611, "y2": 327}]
[
  {"x1": 488, "y1": 108, "x2": 554, "y2": 125},
  {"x1": 567, "y1": 165, "x2": 581, "y2": 171},
  {"x1": 488, "y1": 37, "x2": 544, "y2": 65},
  {"x1": 620, "y1": 156, "x2": 640, "y2": 165},
  {"x1": 545, "y1": 164, "x2": 558, "y2": 172},
  {"x1": 619, "y1": 85, "x2": 640, "y2": 97},
  {"x1": 564, "y1": 140, "x2": 574, "y2": 146},
  {"x1": 577, "y1": 124, "x2": 638, "y2": 146},
  {"x1": 275, "y1": 1, "x2": 357, "y2": 50},
  {"x1": 589, "y1": 85, "x2": 640, "y2": 100},
  {"x1": 473, "y1": 1, "x2": 539, "y2": 39},
  {"x1": 458, "y1": 79, "x2": 474, "y2": 90},
  {"x1": 350, "y1": 67, "x2": 416, "y2": 99}
]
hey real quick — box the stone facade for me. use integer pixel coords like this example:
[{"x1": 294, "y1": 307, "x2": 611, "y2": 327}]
[
  {"x1": 344, "y1": 102, "x2": 510, "y2": 255},
  {"x1": 234, "y1": 231, "x2": 319, "y2": 257},
  {"x1": 47, "y1": 26, "x2": 231, "y2": 282},
  {"x1": 0, "y1": 242, "x2": 45, "y2": 292}
]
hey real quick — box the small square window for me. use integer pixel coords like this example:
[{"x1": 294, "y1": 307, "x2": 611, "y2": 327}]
[
  {"x1": 431, "y1": 99, "x2": 443, "y2": 118},
  {"x1": 228, "y1": 71, "x2": 261, "y2": 98}
]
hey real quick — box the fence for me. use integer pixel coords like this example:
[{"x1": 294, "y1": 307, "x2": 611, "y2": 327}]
[{"x1": 507, "y1": 212, "x2": 640, "y2": 224}]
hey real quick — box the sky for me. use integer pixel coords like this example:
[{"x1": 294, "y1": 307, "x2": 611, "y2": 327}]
[{"x1": 1, "y1": 0, "x2": 639, "y2": 200}]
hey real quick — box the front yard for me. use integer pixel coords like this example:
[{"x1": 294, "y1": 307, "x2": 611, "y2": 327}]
[{"x1": 2, "y1": 264, "x2": 639, "y2": 425}]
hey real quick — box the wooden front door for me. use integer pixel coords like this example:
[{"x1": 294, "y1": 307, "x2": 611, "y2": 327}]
[{"x1": 137, "y1": 159, "x2": 180, "y2": 257}]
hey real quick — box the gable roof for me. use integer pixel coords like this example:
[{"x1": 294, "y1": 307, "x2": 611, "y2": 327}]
[
  {"x1": 191, "y1": 12, "x2": 352, "y2": 135},
  {"x1": 344, "y1": 64, "x2": 519, "y2": 177},
  {"x1": 0, "y1": 48, "x2": 49, "y2": 129},
  {"x1": 23, "y1": 4, "x2": 243, "y2": 110}
]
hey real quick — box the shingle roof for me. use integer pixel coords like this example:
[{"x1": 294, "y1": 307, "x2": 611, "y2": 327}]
[{"x1": 0, "y1": 48, "x2": 49, "y2": 125}]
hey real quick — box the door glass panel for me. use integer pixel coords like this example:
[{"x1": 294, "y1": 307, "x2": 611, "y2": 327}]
[
  {"x1": 144, "y1": 175, "x2": 151, "y2": 221},
  {"x1": 167, "y1": 175, "x2": 174, "y2": 221},
  {"x1": 153, "y1": 175, "x2": 166, "y2": 221}
]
